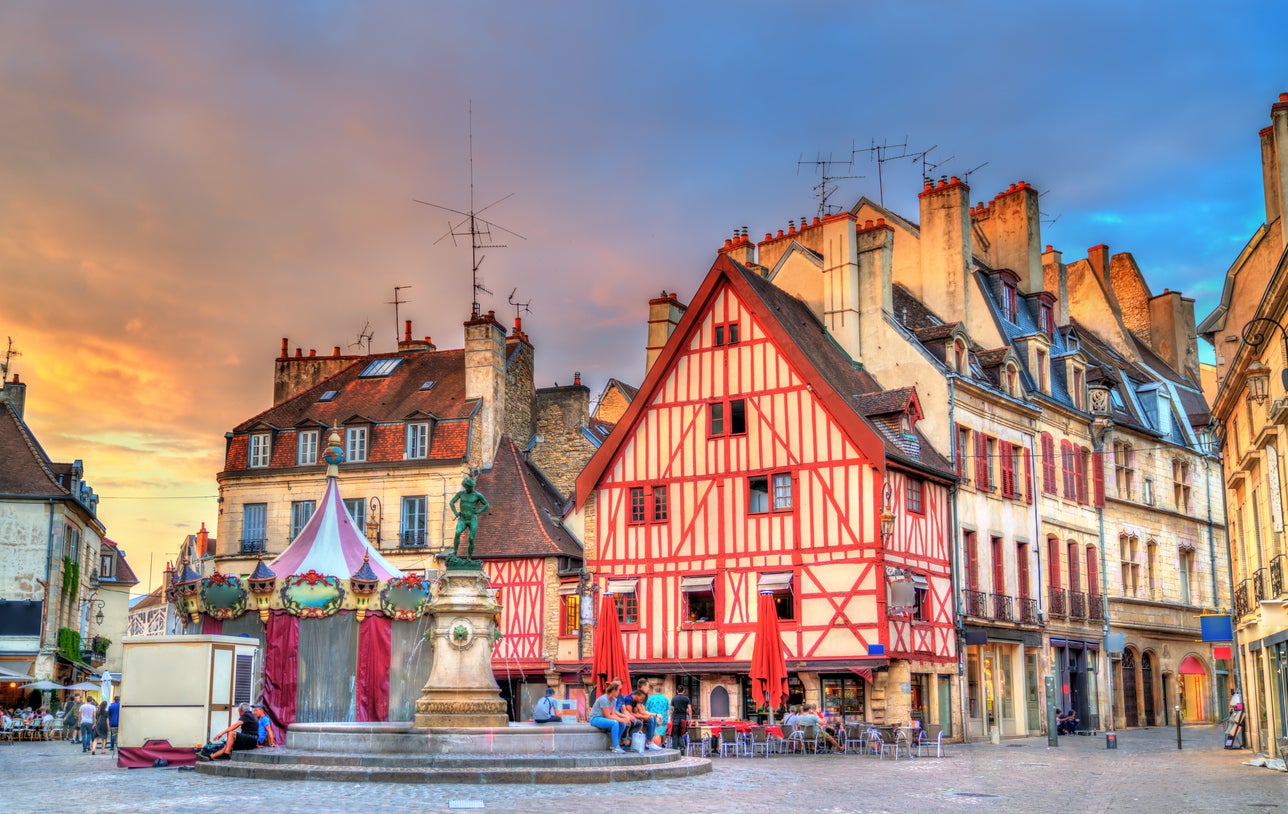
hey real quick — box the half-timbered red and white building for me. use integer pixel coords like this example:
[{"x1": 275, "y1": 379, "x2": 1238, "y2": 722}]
[{"x1": 574, "y1": 255, "x2": 957, "y2": 727}]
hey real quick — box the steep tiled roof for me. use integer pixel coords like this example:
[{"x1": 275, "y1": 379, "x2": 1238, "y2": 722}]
[
  {"x1": 732, "y1": 263, "x2": 953, "y2": 478},
  {"x1": 606, "y1": 379, "x2": 638, "y2": 402},
  {"x1": 913, "y1": 323, "x2": 959, "y2": 343},
  {"x1": 854, "y1": 387, "x2": 915, "y2": 417},
  {"x1": 130, "y1": 586, "x2": 167, "y2": 611},
  {"x1": 975, "y1": 348, "x2": 1010, "y2": 369},
  {"x1": 236, "y1": 350, "x2": 476, "y2": 430},
  {"x1": 892, "y1": 284, "x2": 944, "y2": 332},
  {"x1": 474, "y1": 436, "x2": 582, "y2": 559},
  {"x1": 0, "y1": 401, "x2": 66, "y2": 495}
]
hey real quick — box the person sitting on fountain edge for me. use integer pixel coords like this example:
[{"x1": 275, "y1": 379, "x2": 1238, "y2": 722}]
[
  {"x1": 627, "y1": 688, "x2": 662, "y2": 750},
  {"x1": 589, "y1": 681, "x2": 631, "y2": 753},
  {"x1": 533, "y1": 687, "x2": 560, "y2": 724}
]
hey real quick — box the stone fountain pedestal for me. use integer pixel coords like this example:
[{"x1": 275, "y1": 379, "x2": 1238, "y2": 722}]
[{"x1": 413, "y1": 567, "x2": 509, "y2": 729}]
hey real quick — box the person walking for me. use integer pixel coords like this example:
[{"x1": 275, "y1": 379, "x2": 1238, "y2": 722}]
[
  {"x1": 670, "y1": 687, "x2": 691, "y2": 751},
  {"x1": 107, "y1": 696, "x2": 121, "y2": 750},
  {"x1": 90, "y1": 700, "x2": 109, "y2": 755},
  {"x1": 61, "y1": 695, "x2": 78, "y2": 742},
  {"x1": 78, "y1": 696, "x2": 96, "y2": 753}
]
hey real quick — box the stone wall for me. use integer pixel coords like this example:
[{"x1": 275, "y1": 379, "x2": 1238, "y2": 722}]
[{"x1": 532, "y1": 384, "x2": 595, "y2": 497}]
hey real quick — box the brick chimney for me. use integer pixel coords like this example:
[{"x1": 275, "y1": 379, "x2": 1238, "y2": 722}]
[
  {"x1": 1261, "y1": 92, "x2": 1288, "y2": 246},
  {"x1": 465, "y1": 310, "x2": 507, "y2": 465},
  {"x1": 646, "y1": 291, "x2": 687, "y2": 375},
  {"x1": 1149, "y1": 289, "x2": 1199, "y2": 381},
  {"x1": 918, "y1": 176, "x2": 973, "y2": 326},
  {"x1": 0, "y1": 373, "x2": 26, "y2": 421},
  {"x1": 195, "y1": 522, "x2": 210, "y2": 559},
  {"x1": 856, "y1": 218, "x2": 895, "y2": 356},
  {"x1": 1041, "y1": 245, "x2": 1068, "y2": 327},
  {"x1": 273, "y1": 337, "x2": 359, "y2": 405},
  {"x1": 820, "y1": 212, "x2": 860, "y2": 358},
  {"x1": 397, "y1": 320, "x2": 435, "y2": 354},
  {"x1": 971, "y1": 182, "x2": 1042, "y2": 293},
  {"x1": 717, "y1": 228, "x2": 756, "y2": 266}
]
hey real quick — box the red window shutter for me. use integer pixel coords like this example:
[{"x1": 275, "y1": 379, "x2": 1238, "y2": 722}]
[
  {"x1": 1076, "y1": 446, "x2": 1088, "y2": 504},
  {"x1": 1024, "y1": 448, "x2": 1034, "y2": 504},
  {"x1": 1041, "y1": 433, "x2": 1056, "y2": 494},
  {"x1": 1092, "y1": 450, "x2": 1105, "y2": 507},
  {"x1": 1060, "y1": 441, "x2": 1072, "y2": 498},
  {"x1": 966, "y1": 532, "x2": 979, "y2": 590},
  {"x1": 999, "y1": 441, "x2": 1015, "y2": 498},
  {"x1": 975, "y1": 433, "x2": 988, "y2": 489}
]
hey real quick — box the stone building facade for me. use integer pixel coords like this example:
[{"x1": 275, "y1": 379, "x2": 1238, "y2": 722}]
[{"x1": 1199, "y1": 91, "x2": 1288, "y2": 757}]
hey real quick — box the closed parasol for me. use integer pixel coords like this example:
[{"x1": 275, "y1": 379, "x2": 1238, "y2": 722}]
[
  {"x1": 749, "y1": 591, "x2": 789, "y2": 723},
  {"x1": 590, "y1": 594, "x2": 631, "y2": 697}
]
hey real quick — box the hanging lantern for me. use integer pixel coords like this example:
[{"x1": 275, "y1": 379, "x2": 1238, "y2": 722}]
[
  {"x1": 350, "y1": 553, "x2": 380, "y2": 622},
  {"x1": 246, "y1": 558, "x2": 278, "y2": 622}
]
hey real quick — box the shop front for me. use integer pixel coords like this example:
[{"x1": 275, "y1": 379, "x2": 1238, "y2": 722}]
[
  {"x1": 1052, "y1": 638, "x2": 1100, "y2": 731},
  {"x1": 964, "y1": 627, "x2": 1042, "y2": 738}
]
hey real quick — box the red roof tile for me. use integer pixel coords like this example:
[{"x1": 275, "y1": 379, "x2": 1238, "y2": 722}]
[
  {"x1": 473, "y1": 436, "x2": 582, "y2": 560},
  {"x1": 0, "y1": 402, "x2": 67, "y2": 495}
]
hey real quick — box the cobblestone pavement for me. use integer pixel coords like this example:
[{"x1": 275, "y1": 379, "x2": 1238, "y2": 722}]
[{"x1": 1, "y1": 726, "x2": 1282, "y2": 814}]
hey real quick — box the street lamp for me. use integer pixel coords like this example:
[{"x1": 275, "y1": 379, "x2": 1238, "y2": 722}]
[
  {"x1": 1246, "y1": 361, "x2": 1271, "y2": 404},
  {"x1": 1241, "y1": 316, "x2": 1288, "y2": 398},
  {"x1": 879, "y1": 484, "x2": 895, "y2": 546},
  {"x1": 80, "y1": 597, "x2": 105, "y2": 626}
]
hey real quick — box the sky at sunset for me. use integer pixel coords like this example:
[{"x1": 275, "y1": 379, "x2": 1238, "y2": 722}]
[{"x1": 2, "y1": 1, "x2": 1286, "y2": 594}]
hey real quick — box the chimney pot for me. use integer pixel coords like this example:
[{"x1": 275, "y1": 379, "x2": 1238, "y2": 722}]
[
  {"x1": 764, "y1": 232, "x2": 772, "y2": 241},
  {"x1": 309, "y1": 349, "x2": 316, "y2": 357},
  {"x1": 950, "y1": 176, "x2": 960, "y2": 185},
  {"x1": 514, "y1": 317, "x2": 523, "y2": 332},
  {"x1": 1280, "y1": 92, "x2": 1288, "y2": 102},
  {"x1": 11, "y1": 374, "x2": 19, "y2": 384},
  {"x1": 404, "y1": 320, "x2": 412, "y2": 341},
  {"x1": 1046, "y1": 244, "x2": 1054, "y2": 252},
  {"x1": 777, "y1": 229, "x2": 784, "y2": 238},
  {"x1": 865, "y1": 219, "x2": 874, "y2": 228},
  {"x1": 876, "y1": 218, "x2": 885, "y2": 226},
  {"x1": 924, "y1": 178, "x2": 933, "y2": 190},
  {"x1": 724, "y1": 238, "x2": 733, "y2": 249},
  {"x1": 280, "y1": 338, "x2": 289, "y2": 358},
  {"x1": 813, "y1": 216, "x2": 821, "y2": 226},
  {"x1": 294, "y1": 348, "x2": 302, "y2": 358},
  {"x1": 333, "y1": 346, "x2": 341, "y2": 356},
  {"x1": 574, "y1": 371, "x2": 581, "y2": 386},
  {"x1": 487, "y1": 310, "x2": 495, "y2": 319}
]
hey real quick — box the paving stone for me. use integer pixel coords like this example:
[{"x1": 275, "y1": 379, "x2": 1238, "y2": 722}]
[{"x1": 1, "y1": 726, "x2": 1284, "y2": 813}]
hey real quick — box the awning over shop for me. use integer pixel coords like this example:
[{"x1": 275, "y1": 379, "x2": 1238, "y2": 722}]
[
  {"x1": 604, "y1": 578, "x2": 639, "y2": 595},
  {"x1": 0, "y1": 659, "x2": 34, "y2": 678},
  {"x1": 758, "y1": 572, "x2": 793, "y2": 592},
  {"x1": 680, "y1": 575, "x2": 715, "y2": 592}
]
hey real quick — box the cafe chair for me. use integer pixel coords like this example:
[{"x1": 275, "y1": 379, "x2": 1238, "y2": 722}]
[
  {"x1": 717, "y1": 726, "x2": 746, "y2": 758},
  {"x1": 748, "y1": 725, "x2": 774, "y2": 757},
  {"x1": 683, "y1": 732, "x2": 709, "y2": 758},
  {"x1": 843, "y1": 723, "x2": 866, "y2": 755}
]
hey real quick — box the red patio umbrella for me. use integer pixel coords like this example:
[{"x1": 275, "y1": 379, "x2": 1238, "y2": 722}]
[
  {"x1": 590, "y1": 594, "x2": 631, "y2": 696},
  {"x1": 749, "y1": 591, "x2": 789, "y2": 722}
]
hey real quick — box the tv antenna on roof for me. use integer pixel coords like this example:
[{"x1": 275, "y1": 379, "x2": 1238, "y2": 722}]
[
  {"x1": 350, "y1": 321, "x2": 374, "y2": 355},
  {"x1": 1037, "y1": 187, "x2": 1061, "y2": 226},
  {"x1": 387, "y1": 285, "x2": 412, "y2": 343},
  {"x1": 507, "y1": 288, "x2": 532, "y2": 323},
  {"x1": 415, "y1": 101, "x2": 525, "y2": 320},
  {"x1": 853, "y1": 137, "x2": 932, "y2": 208},
  {"x1": 797, "y1": 150, "x2": 863, "y2": 217},
  {"x1": 1, "y1": 336, "x2": 20, "y2": 381}
]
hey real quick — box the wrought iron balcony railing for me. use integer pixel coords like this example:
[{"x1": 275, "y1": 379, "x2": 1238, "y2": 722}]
[
  {"x1": 964, "y1": 589, "x2": 990, "y2": 619},
  {"x1": 991, "y1": 593, "x2": 1014, "y2": 622},
  {"x1": 1048, "y1": 586, "x2": 1067, "y2": 617},
  {"x1": 1253, "y1": 568, "x2": 1268, "y2": 602},
  {"x1": 399, "y1": 530, "x2": 428, "y2": 549},
  {"x1": 1272, "y1": 555, "x2": 1286, "y2": 598},
  {"x1": 240, "y1": 538, "x2": 267, "y2": 555},
  {"x1": 1088, "y1": 594, "x2": 1106, "y2": 621},
  {"x1": 1069, "y1": 590, "x2": 1087, "y2": 619},
  {"x1": 1234, "y1": 580, "x2": 1251, "y2": 618},
  {"x1": 1018, "y1": 597, "x2": 1039, "y2": 625}
]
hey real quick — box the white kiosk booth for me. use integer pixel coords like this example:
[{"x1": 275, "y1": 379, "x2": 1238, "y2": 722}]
[{"x1": 117, "y1": 634, "x2": 259, "y2": 767}]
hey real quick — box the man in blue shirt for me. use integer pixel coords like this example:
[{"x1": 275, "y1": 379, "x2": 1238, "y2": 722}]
[
  {"x1": 107, "y1": 696, "x2": 120, "y2": 751},
  {"x1": 253, "y1": 704, "x2": 275, "y2": 747}
]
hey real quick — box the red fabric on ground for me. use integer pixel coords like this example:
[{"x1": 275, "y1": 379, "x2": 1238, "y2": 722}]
[
  {"x1": 355, "y1": 613, "x2": 392, "y2": 722},
  {"x1": 118, "y1": 740, "x2": 197, "y2": 768},
  {"x1": 262, "y1": 611, "x2": 299, "y2": 743}
]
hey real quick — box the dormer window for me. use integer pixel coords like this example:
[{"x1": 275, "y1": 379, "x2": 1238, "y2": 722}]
[
  {"x1": 405, "y1": 422, "x2": 429, "y2": 460},
  {"x1": 248, "y1": 432, "x2": 271, "y2": 468},
  {"x1": 953, "y1": 339, "x2": 967, "y2": 374},
  {"x1": 346, "y1": 426, "x2": 368, "y2": 462},
  {"x1": 1005, "y1": 363, "x2": 1020, "y2": 397},
  {"x1": 1040, "y1": 303, "x2": 1055, "y2": 337},
  {"x1": 1001, "y1": 281, "x2": 1017, "y2": 322},
  {"x1": 1036, "y1": 349, "x2": 1049, "y2": 394},
  {"x1": 1071, "y1": 365, "x2": 1086, "y2": 411}
]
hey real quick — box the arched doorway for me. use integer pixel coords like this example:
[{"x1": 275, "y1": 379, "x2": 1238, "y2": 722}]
[
  {"x1": 1142, "y1": 652, "x2": 1156, "y2": 726},
  {"x1": 1121, "y1": 649, "x2": 1139, "y2": 727},
  {"x1": 709, "y1": 685, "x2": 730, "y2": 718},
  {"x1": 1178, "y1": 655, "x2": 1209, "y2": 722}
]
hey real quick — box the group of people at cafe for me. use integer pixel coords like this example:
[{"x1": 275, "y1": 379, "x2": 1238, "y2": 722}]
[{"x1": 587, "y1": 678, "x2": 689, "y2": 753}]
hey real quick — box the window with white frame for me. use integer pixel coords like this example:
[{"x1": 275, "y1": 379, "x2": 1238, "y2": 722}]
[
  {"x1": 1113, "y1": 441, "x2": 1134, "y2": 500},
  {"x1": 400, "y1": 496, "x2": 427, "y2": 547},
  {"x1": 297, "y1": 429, "x2": 319, "y2": 466},
  {"x1": 248, "y1": 432, "x2": 271, "y2": 468},
  {"x1": 405, "y1": 422, "x2": 429, "y2": 459},
  {"x1": 242, "y1": 504, "x2": 267, "y2": 552},
  {"x1": 100, "y1": 552, "x2": 115, "y2": 580},
  {"x1": 346, "y1": 426, "x2": 368, "y2": 462},
  {"x1": 343, "y1": 497, "x2": 366, "y2": 529},
  {"x1": 290, "y1": 500, "x2": 316, "y2": 539},
  {"x1": 749, "y1": 472, "x2": 794, "y2": 513},
  {"x1": 1173, "y1": 459, "x2": 1192, "y2": 512}
]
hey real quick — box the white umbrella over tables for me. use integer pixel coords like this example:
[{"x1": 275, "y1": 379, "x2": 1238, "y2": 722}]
[{"x1": 20, "y1": 680, "x2": 66, "y2": 691}]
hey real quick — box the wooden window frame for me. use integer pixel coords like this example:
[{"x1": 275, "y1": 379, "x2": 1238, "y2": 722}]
[
  {"x1": 907, "y1": 477, "x2": 925, "y2": 515},
  {"x1": 708, "y1": 398, "x2": 747, "y2": 438}
]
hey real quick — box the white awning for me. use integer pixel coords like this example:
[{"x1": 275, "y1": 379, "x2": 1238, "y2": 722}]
[
  {"x1": 680, "y1": 575, "x2": 715, "y2": 593},
  {"x1": 605, "y1": 578, "x2": 639, "y2": 595},
  {"x1": 757, "y1": 572, "x2": 793, "y2": 592},
  {"x1": 558, "y1": 582, "x2": 580, "y2": 596},
  {"x1": 911, "y1": 573, "x2": 929, "y2": 589}
]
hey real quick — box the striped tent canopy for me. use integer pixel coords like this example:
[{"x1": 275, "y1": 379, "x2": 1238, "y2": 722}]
[{"x1": 270, "y1": 477, "x2": 402, "y2": 580}]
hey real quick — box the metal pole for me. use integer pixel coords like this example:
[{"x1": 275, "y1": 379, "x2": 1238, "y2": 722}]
[
  {"x1": 1176, "y1": 703, "x2": 1183, "y2": 749},
  {"x1": 1046, "y1": 675, "x2": 1058, "y2": 747}
]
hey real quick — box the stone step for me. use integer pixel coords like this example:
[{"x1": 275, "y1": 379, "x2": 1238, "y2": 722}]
[
  {"x1": 194, "y1": 754, "x2": 713, "y2": 784},
  {"x1": 235, "y1": 747, "x2": 681, "y2": 769}
]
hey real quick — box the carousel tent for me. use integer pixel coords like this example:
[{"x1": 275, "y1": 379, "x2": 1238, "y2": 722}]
[{"x1": 269, "y1": 477, "x2": 402, "y2": 580}]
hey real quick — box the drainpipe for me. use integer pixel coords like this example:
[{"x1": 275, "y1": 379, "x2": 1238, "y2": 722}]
[
  {"x1": 44, "y1": 497, "x2": 56, "y2": 649},
  {"x1": 1098, "y1": 502, "x2": 1113, "y2": 733},
  {"x1": 947, "y1": 374, "x2": 967, "y2": 741},
  {"x1": 1024, "y1": 428, "x2": 1045, "y2": 735},
  {"x1": 1202, "y1": 452, "x2": 1226, "y2": 722}
]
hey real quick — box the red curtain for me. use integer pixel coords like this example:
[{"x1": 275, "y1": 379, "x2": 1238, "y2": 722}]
[
  {"x1": 262, "y1": 611, "x2": 299, "y2": 743},
  {"x1": 200, "y1": 616, "x2": 223, "y2": 635},
  {"x1": 355, "y1": 614, "x2": 392, "y2": 722}
]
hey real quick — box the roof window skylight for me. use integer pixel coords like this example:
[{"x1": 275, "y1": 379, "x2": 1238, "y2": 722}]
[
  {"x1": 420, "y1": 380, "x2": 437, "y2": 391},
  {"x1": 360, "y1": 358, "x2": 403, "y2": 378},
  {"x1": 319, "y1": 390, "x2": 338, "y2": 402}
]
